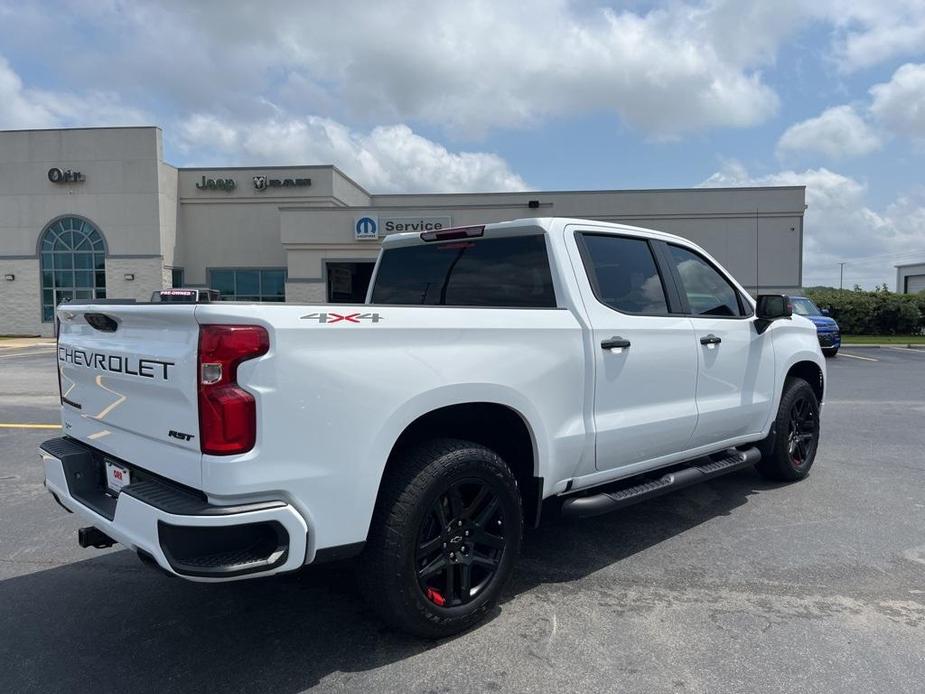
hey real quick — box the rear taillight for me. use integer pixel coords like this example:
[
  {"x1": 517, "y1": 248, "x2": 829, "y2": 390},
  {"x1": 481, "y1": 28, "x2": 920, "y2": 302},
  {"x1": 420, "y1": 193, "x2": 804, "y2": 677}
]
[{"x1": 198, "y1": 325, "x2": 269, "y2": 455}]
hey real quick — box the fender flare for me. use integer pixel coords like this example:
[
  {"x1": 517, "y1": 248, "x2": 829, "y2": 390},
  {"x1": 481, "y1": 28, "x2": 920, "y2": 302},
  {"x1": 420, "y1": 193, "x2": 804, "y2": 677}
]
[
  {"x1": 368, "y1": 383, "x2": 548, "y2": 482},
  {"x1": 763, "y1": 349, "x2": 826, "y2": 437}
]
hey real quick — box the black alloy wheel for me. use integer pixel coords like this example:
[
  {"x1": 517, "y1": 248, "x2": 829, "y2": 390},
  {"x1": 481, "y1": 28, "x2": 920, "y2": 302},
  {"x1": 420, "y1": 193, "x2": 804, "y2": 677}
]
[
  {"x1": 755, "y1": 376, "x2": 821, "y2": 482},
  {"x1": 787, "y1": 395, "x2": 818, "y2": 468},
  {"x1": 415, "y1": 478, "x2": 507, "y2": 608},
  {"x1": 359, "y1": 438, "x2": 522, "y2": 638}
]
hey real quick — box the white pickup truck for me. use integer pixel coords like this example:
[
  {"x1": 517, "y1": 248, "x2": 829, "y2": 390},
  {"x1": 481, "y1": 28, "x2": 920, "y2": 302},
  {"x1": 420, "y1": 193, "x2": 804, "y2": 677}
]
[{"x1": 42, "y1": 217, "x2": 824, "y2": 637}]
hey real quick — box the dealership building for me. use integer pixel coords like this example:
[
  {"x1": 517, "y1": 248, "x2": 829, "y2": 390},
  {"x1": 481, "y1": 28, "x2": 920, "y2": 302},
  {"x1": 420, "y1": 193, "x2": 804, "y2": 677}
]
[
  {"x1": 0, "y1": 126, "x2": 806, "y2": 336},
  {"x1": 896, "y1": 262, "x2": 925, "y2": 294}
]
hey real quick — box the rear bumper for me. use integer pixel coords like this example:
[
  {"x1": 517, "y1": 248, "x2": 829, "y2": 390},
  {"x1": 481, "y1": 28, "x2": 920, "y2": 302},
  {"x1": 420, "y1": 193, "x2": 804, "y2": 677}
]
[{"x1": 40, "y1": 437, "x2": 309, "y2": 582}]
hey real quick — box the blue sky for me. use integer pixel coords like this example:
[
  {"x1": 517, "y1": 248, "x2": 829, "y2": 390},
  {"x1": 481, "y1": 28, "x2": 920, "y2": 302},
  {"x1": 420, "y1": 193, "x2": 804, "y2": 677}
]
[{"x1": 0, "y1": 0, "x2": 923, "y2": 288}]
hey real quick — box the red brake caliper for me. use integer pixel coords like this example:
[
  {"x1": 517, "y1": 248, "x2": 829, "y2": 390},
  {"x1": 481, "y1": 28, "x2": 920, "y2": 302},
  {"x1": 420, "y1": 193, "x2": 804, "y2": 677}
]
[{"x1": 425, "y1": 587, "x2": 446, "y2": 606}]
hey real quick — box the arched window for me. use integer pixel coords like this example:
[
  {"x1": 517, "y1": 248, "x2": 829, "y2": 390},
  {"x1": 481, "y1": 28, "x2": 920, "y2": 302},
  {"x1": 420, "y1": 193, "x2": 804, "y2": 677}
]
[{"x1": 39, "y1": 217, "x2": 106, "y2": 321}]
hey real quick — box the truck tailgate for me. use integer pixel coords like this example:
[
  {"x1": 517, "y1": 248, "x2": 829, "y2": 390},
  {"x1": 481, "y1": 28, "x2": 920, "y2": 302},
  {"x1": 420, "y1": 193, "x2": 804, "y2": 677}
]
[{"x1": 56, "y1": 304, "x2": 202, "y2": 488}]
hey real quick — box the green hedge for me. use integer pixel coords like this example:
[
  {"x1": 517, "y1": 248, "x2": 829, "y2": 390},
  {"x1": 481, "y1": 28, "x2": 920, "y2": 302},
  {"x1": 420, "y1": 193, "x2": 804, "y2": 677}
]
[{"x1": 803, "y1": 286, "x2": 925, "y2": 335}]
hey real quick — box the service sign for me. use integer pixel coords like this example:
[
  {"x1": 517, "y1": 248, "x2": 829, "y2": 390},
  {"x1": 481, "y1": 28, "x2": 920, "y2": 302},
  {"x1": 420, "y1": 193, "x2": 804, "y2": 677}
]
[
  {"x1": 354, "y1": 215, "x2": 452, "y2": 240},
  {"x1": 381, "y1": 216, "x2": 452, "y2": 234}
]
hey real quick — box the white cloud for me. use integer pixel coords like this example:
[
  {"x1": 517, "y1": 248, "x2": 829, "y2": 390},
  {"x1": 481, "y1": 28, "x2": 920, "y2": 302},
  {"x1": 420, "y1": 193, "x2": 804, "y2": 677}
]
[
  {"x1": 775, "y1": 62, "x2": 925, "y2": 161},
  {"x1": 176, "y1": 114, "x2": 528, "y2": 193},
  {"x1": 0, "y1": 1, "x2": 785, "y2": 140},
  {"x1": 0, "y1": 55, "x2": 148, "y2": 130},
  {"x1": 870, "y1": 63, "x2": 925, "y2": 141},
  {"x1": 776, "y1": 105, "x2": 882, "y2": 159},
  {"x1": 700, "y1": 162, "x2": 925, "y2": 288},
  {"x1": 2, "y1": 2, "x2": 923, "y2": 140},
  {"x1": 0, "y1": 56, "x2": 56, "y2": 128},
  {"x1": 826, "y1": 0, "x2": 925, "y2": 72}
]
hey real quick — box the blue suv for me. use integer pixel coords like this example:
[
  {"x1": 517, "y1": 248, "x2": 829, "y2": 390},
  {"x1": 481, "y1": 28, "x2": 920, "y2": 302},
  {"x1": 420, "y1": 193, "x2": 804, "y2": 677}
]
[{"x1": 790, "y1": 296, "x2": 840, "y2": 357}]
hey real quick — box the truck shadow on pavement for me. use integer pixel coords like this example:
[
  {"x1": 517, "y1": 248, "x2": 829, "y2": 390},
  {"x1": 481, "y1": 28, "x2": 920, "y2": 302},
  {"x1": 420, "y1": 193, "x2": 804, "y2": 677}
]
[{"x1": 0, "y1": 468, "x2": 783, "y2": 693}]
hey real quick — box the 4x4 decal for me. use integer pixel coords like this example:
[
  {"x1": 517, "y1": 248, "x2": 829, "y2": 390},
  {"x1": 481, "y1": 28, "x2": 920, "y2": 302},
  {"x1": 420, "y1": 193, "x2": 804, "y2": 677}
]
[{"x1": 300, "y1": 312, "x2": 383, "y2": 324}]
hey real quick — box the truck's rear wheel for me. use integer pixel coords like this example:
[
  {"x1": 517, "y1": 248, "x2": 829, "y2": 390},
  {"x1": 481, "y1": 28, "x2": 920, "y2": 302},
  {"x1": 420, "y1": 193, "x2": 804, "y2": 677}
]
[
  {"x1": 755, "y1": 377, "x2": 820, "y2": 482},
  {"x1": 360, "y1": 438, "x2": 522, "y2": 638}
]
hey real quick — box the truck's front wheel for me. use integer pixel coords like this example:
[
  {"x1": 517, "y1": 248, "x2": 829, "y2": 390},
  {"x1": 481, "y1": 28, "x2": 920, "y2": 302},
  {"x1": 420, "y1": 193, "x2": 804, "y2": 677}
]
[
  {"x1": 360, "y1": 438, "x2": 522, "y2": 638},
  {"x1": 755, "y1": 377, "x2": 821, "y2": 482}
]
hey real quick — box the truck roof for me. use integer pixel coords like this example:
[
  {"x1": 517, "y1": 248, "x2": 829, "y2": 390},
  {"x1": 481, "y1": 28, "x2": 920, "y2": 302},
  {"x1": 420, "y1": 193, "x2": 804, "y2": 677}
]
[{"x1": 379, "y1": 217, "x2": 689, "y2": 248}]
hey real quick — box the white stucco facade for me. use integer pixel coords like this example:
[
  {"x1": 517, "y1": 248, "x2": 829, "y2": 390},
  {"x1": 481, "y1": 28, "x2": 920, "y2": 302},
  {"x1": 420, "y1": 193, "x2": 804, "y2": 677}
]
[{"x1": 0, "y1": 126, "x2": 806, "y2": 336}]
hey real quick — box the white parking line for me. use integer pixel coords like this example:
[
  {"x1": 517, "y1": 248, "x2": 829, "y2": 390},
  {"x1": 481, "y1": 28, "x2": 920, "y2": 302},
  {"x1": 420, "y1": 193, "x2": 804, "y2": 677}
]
[
  {"x1": 0, "y1": 349, "x2": 56, "y2": 359},
  {"x1": 886, "y1": 346, "x2": 925, "y2": 356},
  {"x1": 838, "y1": 352, "x2": 878, "y2": 362},
  {"x1": 0, "y1": 423, "x2": 61, "y2": 429}
]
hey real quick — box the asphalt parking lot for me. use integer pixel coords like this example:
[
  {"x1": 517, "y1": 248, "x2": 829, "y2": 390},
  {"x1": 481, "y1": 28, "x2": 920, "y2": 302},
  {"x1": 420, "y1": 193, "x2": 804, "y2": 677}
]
[{"x1": 1, "y1": 344, "x2": 924, "y2": 693}]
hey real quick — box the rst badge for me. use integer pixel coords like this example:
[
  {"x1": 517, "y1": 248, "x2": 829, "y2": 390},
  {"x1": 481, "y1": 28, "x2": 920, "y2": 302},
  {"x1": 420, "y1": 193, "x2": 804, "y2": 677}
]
[{"x1": 300, "y1": 312, "x2": 382, "y2": 324}]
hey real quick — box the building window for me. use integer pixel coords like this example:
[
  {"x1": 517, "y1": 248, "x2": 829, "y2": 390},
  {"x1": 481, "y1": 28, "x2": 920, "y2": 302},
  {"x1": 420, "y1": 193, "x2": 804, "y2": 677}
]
[
  {"x1": 171, "y1": 268, "x2": 184, "y2": 288},
  {"x1": 209, "y1": 268, "x2": 286, "y2": 302},
  {"x1": 39, "y1": 217, "x2": 106, "y2": 322},
  {"x1": 327, "y1": 262, "x2": 375, "y2": 303}
]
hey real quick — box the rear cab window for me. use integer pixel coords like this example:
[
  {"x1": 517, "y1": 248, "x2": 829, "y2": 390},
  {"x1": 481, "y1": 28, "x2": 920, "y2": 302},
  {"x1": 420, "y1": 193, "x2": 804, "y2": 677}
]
[{"x1": 371, "y1": 235, "x2": 557, "y2": 307}]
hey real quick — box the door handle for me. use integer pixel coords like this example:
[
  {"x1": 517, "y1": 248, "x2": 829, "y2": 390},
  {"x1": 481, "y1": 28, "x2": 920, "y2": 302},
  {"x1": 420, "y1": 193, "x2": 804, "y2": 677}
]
[
  {"x1": 601, "y1": 336, "x2": 631, "y2": 350},
  {"x1": 700, "y1": 334, "x2": 722, "y2": 345}
]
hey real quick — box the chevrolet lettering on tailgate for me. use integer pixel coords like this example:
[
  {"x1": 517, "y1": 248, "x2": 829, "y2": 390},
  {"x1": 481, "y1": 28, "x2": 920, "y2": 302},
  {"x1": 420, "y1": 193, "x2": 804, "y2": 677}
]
[{"x1": 57, "y1": 347, "x2": 175, "y2": 380}]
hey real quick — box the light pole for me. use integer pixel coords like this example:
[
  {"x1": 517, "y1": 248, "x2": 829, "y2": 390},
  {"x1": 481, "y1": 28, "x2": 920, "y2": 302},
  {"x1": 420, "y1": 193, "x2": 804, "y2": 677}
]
[{"x1": 838, "y1": 262, "x2": 846, "y2": 290}]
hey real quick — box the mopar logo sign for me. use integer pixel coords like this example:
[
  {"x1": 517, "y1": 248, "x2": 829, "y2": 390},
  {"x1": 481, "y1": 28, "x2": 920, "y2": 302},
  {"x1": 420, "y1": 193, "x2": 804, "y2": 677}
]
[
  {"x1": 355, "y1": 216, "x2": 379, "y2": 240},
  {"x1": 353, "y1": 215, "x2": 453, "y2": 240}
]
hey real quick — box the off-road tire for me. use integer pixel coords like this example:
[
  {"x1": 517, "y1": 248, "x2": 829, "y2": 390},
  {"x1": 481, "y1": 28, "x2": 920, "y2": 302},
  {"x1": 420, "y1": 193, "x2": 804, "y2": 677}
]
[
  {"x1": 359, "y1": 438, "x2": 522, "y2": 638},
  {"x1": 755, "y1": 377, "x2": 821, "y2": 482}
]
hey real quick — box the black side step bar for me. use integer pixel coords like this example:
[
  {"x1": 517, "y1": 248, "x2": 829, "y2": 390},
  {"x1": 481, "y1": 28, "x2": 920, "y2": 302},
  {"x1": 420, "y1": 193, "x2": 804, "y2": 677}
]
[{"x1": 560, "y1": 447, "x2": 761, "y2": 520}]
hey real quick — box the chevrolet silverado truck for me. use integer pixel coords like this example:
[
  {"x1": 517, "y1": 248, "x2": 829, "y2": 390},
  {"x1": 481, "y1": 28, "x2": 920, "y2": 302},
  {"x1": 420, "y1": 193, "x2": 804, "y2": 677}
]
[{"x1": 42, "y1": 218, "x2": 825, "y2": 637}]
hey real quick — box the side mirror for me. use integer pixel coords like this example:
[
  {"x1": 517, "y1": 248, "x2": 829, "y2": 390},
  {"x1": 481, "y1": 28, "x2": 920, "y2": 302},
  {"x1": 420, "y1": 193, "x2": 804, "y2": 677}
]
[
  {"x1": 755, "y1": 294, "x2": 791, "y2": 334},
  {"x1": 820, "y1": 307, "x2": 830, "y2": 316}
]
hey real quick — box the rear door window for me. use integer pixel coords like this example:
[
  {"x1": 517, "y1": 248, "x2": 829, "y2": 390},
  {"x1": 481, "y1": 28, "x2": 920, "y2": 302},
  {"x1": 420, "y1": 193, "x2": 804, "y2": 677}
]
[
  {"x1": 371, "y1": 235, "x2": 556, "y2": 307},
  {"x1": 578, "y1": 234, "x2": 670, "y2": 314}
]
